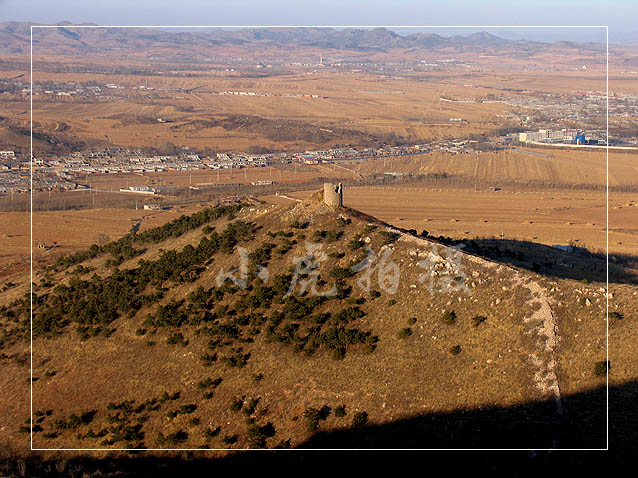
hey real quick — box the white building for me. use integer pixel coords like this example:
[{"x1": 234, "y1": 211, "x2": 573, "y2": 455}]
[
  {"x1": 0, "y1": 151, "x2": 16, "y2": 159},
  {"x1": 519, "y1": 129, "x2": 575, "y2": 143}
]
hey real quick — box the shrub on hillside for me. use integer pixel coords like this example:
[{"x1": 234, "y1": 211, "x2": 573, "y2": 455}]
[
  {"x1": 594, "y1": 361, "x2": 610, "y2": 377},
  {"x1": 334, "y1": 405, "x2": 346, "y2": 418},
  {"x1": 166, "y1": 332, "x2": 188, "y2": 346},
  {"x1": 290, "y1": 220, "x2": 308, "y2": 229},
  {"x1": 157, "y1": 430, "x2": 188, "y2": 445},
  {"x1": 204, "y1": 427, "x2": 220, "y2": 439},
  {"x1": 221, "y1": 434, "x2": 238, "y2": 445},
  {"x1": 246, "y1": 422, "x2": 275, "y2": 448},
  {"x1": 221, "y1": 348, "x2": 250, "y2": 368},
  {"x1": 442, "y1": 311, "x2": 456, "y2": 325},
  {"x1": 352, "y1": 411, "x2": 368, "y2": 427},
  {"x1": 332, "y1": 347, "x2": 346, "y2": 360},
  {"x1": 347, "y1": 237, "x2": 365, "y2": 250},
  {"x1": 609, "y1": 311, "x2": 623, "y2": 321},
  {"x1": 312, "y1": 230, "x2": 327, "y2": 241},
  {"x1": 330, "y1": 267, "x2": 355, "y2": 280},
  {"x1": 398, "y1": 327, "x2": 413, "y2": 339},
  {"x1": 230, "y1": 396, "x2": 245, "y2": 412},
  {"x1": 471, "y1": 315, "x2": 487, "y2": 327},
  {"x1": 242, "y1": 398, "x2": 260, "y2": 417},
  {"x1": 325, "y1": 230, "x2": 342, "y2": 243},
  {"x1": 200, "y1": 353, "x2": 218, "y2": 366},
  {"x1": 377, "y1": 230, "x2": 396, "y2": 245},
  {"x1": 303, "y1": 406, "x2": 331, "y2": 432}
]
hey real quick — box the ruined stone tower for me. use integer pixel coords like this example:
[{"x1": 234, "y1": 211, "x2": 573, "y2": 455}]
[{"x1": 323, "y1": 182, "x2": 343, "y2": 207}]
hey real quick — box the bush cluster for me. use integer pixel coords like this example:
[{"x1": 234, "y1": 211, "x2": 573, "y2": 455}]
[
  {"x1": 53, "y1": 205, "x2": 242, "y2": 271},
  {"x1": 304, "y1": 406, "x2": 332, "y2": 432},
  {"x1": 34, "y1": 219, "x2": 256, "y2": 337},
  {"x1": 471, "y1": 315, "x2": 487, "y2": 327},
  {"x1": 594, "y1": 360, "x2": 610, "y2": 377},
  {"x1": 442, "y1": 311, "x2": 456, "y2": 325}
]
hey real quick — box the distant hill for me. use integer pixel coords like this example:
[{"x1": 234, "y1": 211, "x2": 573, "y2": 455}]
[{"x1": 0, "y1": 22, "x2": 608, "y2": 57}]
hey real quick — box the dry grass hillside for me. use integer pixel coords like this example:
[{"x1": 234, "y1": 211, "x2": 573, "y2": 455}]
[{"x1": 0, "y1": 191, "x2": 634, "y2": 464}]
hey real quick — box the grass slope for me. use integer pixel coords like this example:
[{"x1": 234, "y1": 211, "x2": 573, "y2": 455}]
[{"x1": 0, "y1": 194, "x2": 634, "y2": 454}]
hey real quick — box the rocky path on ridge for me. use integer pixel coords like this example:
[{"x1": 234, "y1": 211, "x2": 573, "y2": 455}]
[{"x1": 395, "y1": 229, "x2": 563, "y2": 427}]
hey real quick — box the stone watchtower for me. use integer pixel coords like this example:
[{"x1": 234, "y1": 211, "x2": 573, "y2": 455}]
[{"x1": 323, "y1": 182, "x2": 343, "y2": 207}]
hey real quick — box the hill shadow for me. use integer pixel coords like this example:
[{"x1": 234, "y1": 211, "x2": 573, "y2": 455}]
[
  {"x1": 433, "y1": 236, "x2": 637, "y2": 285},
  {"x1": 2, "y1": 381, "x2": 635, "y2": 475},
  {"x1": 294, "y1": 381, "x2": 634, "y2": 472},
  {"x1": 299, "y1": 385, "x2": 608, "y2": 450}
]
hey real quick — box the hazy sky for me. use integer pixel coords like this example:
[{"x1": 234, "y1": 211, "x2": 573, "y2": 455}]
[{"x1": 0, "y1": 0, "x2": 635, "y2": 43}]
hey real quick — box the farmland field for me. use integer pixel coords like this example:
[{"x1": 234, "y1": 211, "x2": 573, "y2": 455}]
[
  {"x1": 353, "y1": 147, "x2": 637, "y2": 187},
  {"x1": 264, "y1": 186, "x2": 638, "y2": 258}
]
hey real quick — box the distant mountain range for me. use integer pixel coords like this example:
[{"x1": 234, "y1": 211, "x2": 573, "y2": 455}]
[{"x1": 0, "y1": 22, "x2": 609, "y2": 57}]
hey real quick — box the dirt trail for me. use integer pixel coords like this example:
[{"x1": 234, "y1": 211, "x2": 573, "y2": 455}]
[
  {"x1": 523, "y1": 280, "x2": 562, "y2": 411},
  {"x1": 275, "y1": 193, "x2": 303, "y2": 202},
  {"x1": 129, "y1": 211, "x2": 162, "y2": 234}
]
